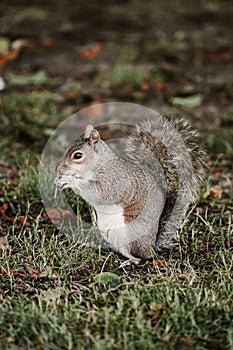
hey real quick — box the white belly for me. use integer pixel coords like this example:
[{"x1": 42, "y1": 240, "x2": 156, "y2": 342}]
[
  {"x1": 95, "y1": 204, "x2": 125, "y2": 230},
  {"x1": 95, "y1": 204, "x2": 132, "y2": 255}
]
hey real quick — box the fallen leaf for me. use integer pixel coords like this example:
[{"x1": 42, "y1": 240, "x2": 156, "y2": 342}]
[
  {"x1": 203, "y1": 187, "x2": 222, "y2": 199},
  {"x1": 12, "y1": 165, "x2": 18, "y2": 172},
  {"x1": 171, "y1": 93, "x2": 204, "y2": 108},
  {"x1": 0, "y1": 204, "x2": 32, "y2": 226},
  {"x1": 0, "y1": 203, "x2": 14, "y2": 222},
  {"x1": 140, "y1": 83, "x2": 150, "y2": 91},
  {"x1": 0, "y1": 48, "x2": 20, "y2": 66},
  {"x1": 14, "y1": 283, "x2": 28, "y2": 289},
  {"x1": 155, "y1": 81, "x2": 165, "y2": 91},
  {"x1": 12, "y1": 271, "x2": 27, "y2": 277},
  {"x1": 27, "y1": 266, "x2": 40, "y2": 278},
  {"x1": 151, "y1": 259, "x2": 168, "y2": 267},
  {"x1": 0, "y1": 38, "x2": 32, "y2": 67},
  {"x1": 177, "y1": 273, "x2": 190, "y2": 280},
  {"x1": 0, "y1": 235, "x2": 10, "y2": 251},
  {"x1": 80, "y1": 43, "x2": 102, "y2": 59},
  {"x1": 44, "y1": 207, "x2": 73, "y2": 225},
  {"x1": 11, "y1": 178, "x2": 19, "y2": 186},
  {"x1": 181, "y1": 338, "x2": 195, "y2": 345},
  {"x1": 0, "y1": 267, "x2": 26, "y2": 278},
  {"x1": 17, "y1": 216, "x2": 32, "y2": 227},
  {"x1": 41, "y1": 38, "x2": 57, "y2": 48},
  {"x1": 66, "y1": 91, "x2": 76, "y2": 100},
  {"x1": 215, "y1": 171, "x2": 222, "y2": 177}
]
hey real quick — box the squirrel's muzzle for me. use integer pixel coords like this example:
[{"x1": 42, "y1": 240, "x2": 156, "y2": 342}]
[{"x1": 56, "y1": 160, "x2": 67, "y2": 174}]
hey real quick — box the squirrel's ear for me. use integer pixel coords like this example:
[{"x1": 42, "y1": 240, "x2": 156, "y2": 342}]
[
  {"x1": 84, "y1": 125, "x2": 94, "y2": 138},
  {"x1": 84, "y1": 125, "x2": 100, "y2": 148}
]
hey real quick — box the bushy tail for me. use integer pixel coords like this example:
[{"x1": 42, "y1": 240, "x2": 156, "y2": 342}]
[{"x1": 126, "y1": 115, "x2": 205, "y2": 251}]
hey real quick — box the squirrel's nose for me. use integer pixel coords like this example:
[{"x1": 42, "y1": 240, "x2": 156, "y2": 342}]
[{"x1": 56, "y1": 162, "x2": 64, "y2": 174}]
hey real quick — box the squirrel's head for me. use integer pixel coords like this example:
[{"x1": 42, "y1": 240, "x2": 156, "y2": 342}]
[{"x1": 55, "y1": 125, "x2": 116, "y2": 187}]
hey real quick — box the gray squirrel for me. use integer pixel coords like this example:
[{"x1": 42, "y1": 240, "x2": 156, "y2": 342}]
[{"x1": 55, "y1": 116, "x2": 204, "y2": 263}]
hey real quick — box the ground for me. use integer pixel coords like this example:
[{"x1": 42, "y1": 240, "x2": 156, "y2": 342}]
[{"x1": 0, "y1": 1, "x2": 233, "y2": 349}]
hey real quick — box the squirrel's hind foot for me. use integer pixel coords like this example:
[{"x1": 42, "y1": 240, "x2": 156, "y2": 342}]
[{"x1": 119, "y1": 258, "x2": 141, "y2": 268}]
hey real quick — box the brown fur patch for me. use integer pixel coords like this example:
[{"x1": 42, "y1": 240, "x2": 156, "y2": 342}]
[
  {"x1": 130, "y1": 238, "x2": 155, "y2": 259},
  {"x1": 130, "y1": 240, "x2": 142, "y2": 258},
  {"x1": 123, "y1": 201, "x2": 141, "y2": 223}
]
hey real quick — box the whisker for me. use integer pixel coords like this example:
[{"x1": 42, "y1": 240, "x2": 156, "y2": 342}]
[{"x1": 54, "y1": 186, "x2": 58, "y2": 198}]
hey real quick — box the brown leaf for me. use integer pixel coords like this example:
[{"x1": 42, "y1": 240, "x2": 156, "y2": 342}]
[
  {"x1": 181, "y1": 338, "x2": 195, "y2": 345},
  {"x1": 0, "y1": 203, "x2": 32, "y2": 226},
  {"x1": 151, "y1": 259, "x2": 168, "y2": 267},
  {"x1": 0, "y1": 203, "x2": 14, "y2": 222},
  {"x1": 11, "y1": 178, "x2": 19, "y2": 186},
  {"x1": 0, "y1": 48, "x2": 20, "y2": 66},
  {"x1": 140, "y1": 83, "x2": 150, "y2": 91},
  {"x1": 41, "y1": 38, "x2": 57, "y2": 48},
  {"x1": 177, "y1": 273, "x2": 189, "y2": 280},
  {"x1": 0, "y1": 267, "x2": 26, "y2": 278},
  {"x1": 0, "y1": 235, "x2": 10, "y2": 251},
  {"x1": 203, "y1": 187, "x2": 223, "y2": 199},
  {"x1": 11, "y1": 270, "x2": 27, "y2": 278},
  {"x1": 27, "y1": 266, "x2": 40, "y2": 278},
  {"x1": 155, "y1": 81, "x2": 165, "y2": 91},
  {"x1": 0, "y1": 39, "x2": 33, "y2": 66},
  {"x1": 11, "y1": 165, "x2": 18, "y2": 172},
  {"x1": 17, "y1": 216, "x2": 32, "y2": 227},
  {"x1": 215, "y1": 171, "x2": 222, "y2": 177},
  {"x1": 13, "y1": 283, "x2": 30, "y2": 289},
  {"x1": 80, "y1": 43, "x2": 102, "y2": 59},
  {"x1": 0, "y1": 203, "x2": 9, "y2": 215},
  {"x1": 45, "y1": 208, "x2": 73, "y2": 225}
]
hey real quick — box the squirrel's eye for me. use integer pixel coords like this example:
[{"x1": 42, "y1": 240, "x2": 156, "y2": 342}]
[{"x1": 73, "y1": 152, "x2": 83, "y2": 160}]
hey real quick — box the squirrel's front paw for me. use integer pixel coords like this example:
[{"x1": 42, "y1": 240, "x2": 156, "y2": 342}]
[
  {"x1": 54, "y1": 175, "x2": 66, "y2": 188},
  {"x1": 54, "y1": 175, "x2": 74, "y2": 189}
]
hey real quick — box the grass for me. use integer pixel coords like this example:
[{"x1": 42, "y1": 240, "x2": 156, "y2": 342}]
[
  {"x1": 0, "y1": 209, "x2": 232, "y2": 349},
  {"x1": 0, "y1": 91, "x2": 66, "y2": 157},
  {"x1": 107, "y1": 63, "x2": 148, "y2": 87},
  {"x1": 0, "y1": 142, "x2": 233, "y2": 349},
  {"x1": 0, "y1": 87, "x2": 233, "y2": 349}
]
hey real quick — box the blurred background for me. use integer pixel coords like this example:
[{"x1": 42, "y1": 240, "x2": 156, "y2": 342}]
[{"x1": 0, "y1": 0, "x2": 233, "y2": 156}]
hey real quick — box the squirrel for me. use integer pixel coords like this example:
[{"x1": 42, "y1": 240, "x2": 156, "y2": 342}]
[{"x1": 54, "y1": 116, "x2": 204, "y2": 263}]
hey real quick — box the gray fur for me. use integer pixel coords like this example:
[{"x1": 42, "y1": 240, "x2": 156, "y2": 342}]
[{"x1": 55, "y1": 116, "x2": 205, "y2": 260}]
